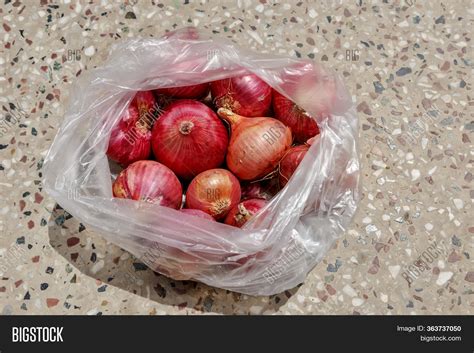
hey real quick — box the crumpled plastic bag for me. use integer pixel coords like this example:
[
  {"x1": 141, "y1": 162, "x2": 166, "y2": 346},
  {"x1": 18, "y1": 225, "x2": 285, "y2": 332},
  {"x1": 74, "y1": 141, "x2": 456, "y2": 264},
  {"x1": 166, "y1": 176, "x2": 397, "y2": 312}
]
[{"x1": 43, "y1": 27, "x2": 360, "y2": 296}]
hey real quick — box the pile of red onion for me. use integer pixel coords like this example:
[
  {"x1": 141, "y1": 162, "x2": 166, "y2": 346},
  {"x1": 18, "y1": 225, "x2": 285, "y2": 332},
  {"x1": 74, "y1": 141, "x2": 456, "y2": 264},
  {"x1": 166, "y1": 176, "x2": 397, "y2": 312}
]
[{"x1": 108, "y1": 73, "x2": 329, "y2": 228}]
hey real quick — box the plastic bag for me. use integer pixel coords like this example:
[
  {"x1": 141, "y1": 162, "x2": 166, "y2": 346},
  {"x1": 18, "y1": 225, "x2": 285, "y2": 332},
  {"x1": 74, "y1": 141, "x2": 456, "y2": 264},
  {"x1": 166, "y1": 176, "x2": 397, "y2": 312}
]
[{"x1": 43, "y1": 27, "x2": 360, "y2": 296}]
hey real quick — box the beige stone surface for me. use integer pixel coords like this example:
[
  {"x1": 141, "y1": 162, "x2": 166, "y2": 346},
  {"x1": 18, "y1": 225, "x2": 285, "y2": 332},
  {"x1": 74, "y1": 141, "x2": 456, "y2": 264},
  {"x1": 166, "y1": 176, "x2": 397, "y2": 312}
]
[{"x1": 0, "y1": 0, "x2": 472, "y2": 315}]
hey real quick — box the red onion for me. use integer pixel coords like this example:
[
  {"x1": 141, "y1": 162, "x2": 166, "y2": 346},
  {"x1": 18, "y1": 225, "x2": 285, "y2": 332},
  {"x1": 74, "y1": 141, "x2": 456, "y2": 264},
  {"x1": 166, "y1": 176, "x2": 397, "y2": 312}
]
[
  {"x1": 107, "y1": 104, "x2": 148, "y2": 166},
  {"x1": 134, "y1": 91, "x2": 157, "y2": 121},
  {"x1": 186, "y1": 168, "x2": 241, "y2": 220},
  {"x1": 179, "y1": 208, "x2": 216, "y2": 221},
  {"x1": 107, "y1": 91, "x2": 157, "y2": 166},
  {"x1": 217, "y1": 108, "x2": 292, "y2": 181},
  {"x1": 279, "y1": 145, "x2": 309, "y2": 187},
  {"x1": 151, "y1": 100, "x2": 228, "y2": 180},
  {"x1": 155, "y1": 83, "x2": 210, "y2": 99},
  {"x1": 272, "y1": 90, "x2": 320, "y2": 143},
  {"x1": 210, "y1": 73, "x2": 272, "y2": 117},
  {"x1": 113, "y1": 160, "x2": 182, "y2": 209},
  {"x1": 224, "y1": 198, "x2": 267, "y2": 228}
]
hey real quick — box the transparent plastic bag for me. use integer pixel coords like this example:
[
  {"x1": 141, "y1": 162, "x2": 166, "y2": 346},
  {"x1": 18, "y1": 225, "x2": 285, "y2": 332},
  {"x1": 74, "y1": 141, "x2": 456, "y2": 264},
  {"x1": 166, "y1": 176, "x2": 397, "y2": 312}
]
[{"x1": 43, "y1": 28, "x2": 360, "y2": 296}]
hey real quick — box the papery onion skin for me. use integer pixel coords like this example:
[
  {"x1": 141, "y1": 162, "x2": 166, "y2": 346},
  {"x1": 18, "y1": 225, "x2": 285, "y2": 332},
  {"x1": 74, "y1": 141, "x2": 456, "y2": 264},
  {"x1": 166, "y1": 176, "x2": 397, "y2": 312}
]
[
  {"x1": 107, "y1": 91, "x2": 158, "y2": 166},
  {"x1": 211, "y1": 73, "x2": 272, "y2": 117},
  {"x1": 186, "y1": 168, "x2": 241, "y2": 220},
  {"x1": 155, "y1": 83, "x2": 210, "y2": 99},
  {"x1": 151, "y1": 100, "x2": 228, "y2": 180},
  {"x1": 224, "y1": 198, "x2": 267, "y2": 228},
  {"x1": 272, "y1": 90, "x2": 320, "y2": 143},
  {"x1": 217, "y1": 108, "x2": 292, "y2": 181},
  {"x1": 180, "y1": 208, "x2": 216, "y2": 221},
  {"x1": 135, "y1": 90, "x2": 161, "y2": 136},
  {"x1": 113, "y1": 160, "x2": 182, "y2": 209},
  {"x1": 279, "y1": 145, "x2": 309, "y2": 187},
  {"x1": 135, "y1": 91, "x2": 158, "y2": 122}
]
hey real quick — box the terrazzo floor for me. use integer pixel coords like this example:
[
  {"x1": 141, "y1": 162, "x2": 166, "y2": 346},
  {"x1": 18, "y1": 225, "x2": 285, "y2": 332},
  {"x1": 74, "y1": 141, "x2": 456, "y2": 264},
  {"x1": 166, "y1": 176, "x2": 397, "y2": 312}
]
[{"x1": 0, "y1": 0, "x2": 472, "y2": 314}]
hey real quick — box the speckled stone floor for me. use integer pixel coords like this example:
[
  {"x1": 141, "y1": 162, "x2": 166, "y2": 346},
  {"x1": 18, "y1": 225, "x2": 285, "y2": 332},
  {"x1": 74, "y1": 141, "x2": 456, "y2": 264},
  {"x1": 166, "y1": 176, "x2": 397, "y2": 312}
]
[{"x1": 0, "y1": 1, "x2": 472, "y2": 315}]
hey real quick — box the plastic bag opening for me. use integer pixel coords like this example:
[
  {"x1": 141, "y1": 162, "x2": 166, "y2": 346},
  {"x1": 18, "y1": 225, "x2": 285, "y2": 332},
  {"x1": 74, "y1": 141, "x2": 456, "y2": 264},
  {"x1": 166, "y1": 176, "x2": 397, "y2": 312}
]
[{"x1": 43, "y1": 27, "x2": 360, "y2": 296}]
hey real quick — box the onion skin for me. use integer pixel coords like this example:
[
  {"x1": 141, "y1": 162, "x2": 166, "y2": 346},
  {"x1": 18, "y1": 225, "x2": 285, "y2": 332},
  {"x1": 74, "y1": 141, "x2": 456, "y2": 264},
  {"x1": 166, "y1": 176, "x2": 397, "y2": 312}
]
[
  {"x1": 217, "y1": 108, "x2": 292, "y2": 181},
  {"x1": 210, "y1": 73, "x2": 272, "y2": 117},
  {"x1": 180, "y1": 208, "x2": 216, "y2": 221},
  {"x1": 107, "y1": 91, "x2": 157, "y2": 166},
  {"x1": 151, "y1": 100, "x2": 228, "y2": 180},
  {"x1": 186, "y1": 168, "x2": 241, "y2": 220},
  {"x1": 155, "y1": 83, "x2": 210, "y2": 99},
  {"x1": 113, "y1": 160, "x2": 182, "y2": 209},
  {"x1": 279, "y1": 145, "x2": 309, "y2": 187},
  {"x1": 272, "y1": 90, "x2": 320, "y2": 143},
  {"x1": 224, "y1": 198, "x2": 267, "y2": 228},
  {"x1": 134, "y1": 91, "x2": 158, "y2": 122},
  {"x1": 107, "y1": 104, "x2": 150, "y2": 166}
]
